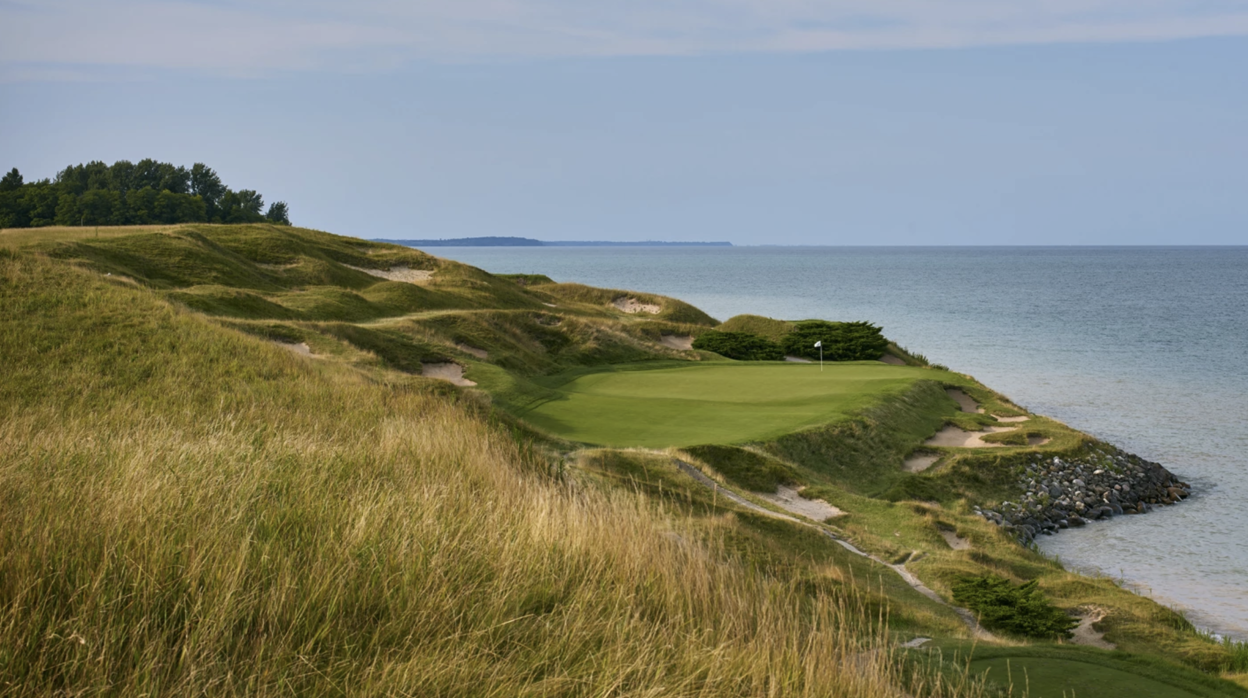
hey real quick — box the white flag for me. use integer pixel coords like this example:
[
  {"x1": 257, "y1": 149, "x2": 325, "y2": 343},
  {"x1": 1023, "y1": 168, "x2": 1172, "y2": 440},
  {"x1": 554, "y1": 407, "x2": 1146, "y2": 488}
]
[{"x1": 814, "y1": 340, "x2": 822, "y2": 348}]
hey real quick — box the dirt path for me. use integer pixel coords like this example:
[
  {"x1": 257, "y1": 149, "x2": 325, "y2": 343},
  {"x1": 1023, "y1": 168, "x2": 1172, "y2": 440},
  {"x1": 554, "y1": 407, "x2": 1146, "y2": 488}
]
[{"x1": 672, "y1": 458, "x2": 997, "y2": 640}]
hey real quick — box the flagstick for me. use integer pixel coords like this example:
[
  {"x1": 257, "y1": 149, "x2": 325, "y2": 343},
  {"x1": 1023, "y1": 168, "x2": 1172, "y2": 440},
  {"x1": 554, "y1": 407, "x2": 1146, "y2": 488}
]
[{"x1": 820, "y1": 345, "x2": 823, "y2": 372}]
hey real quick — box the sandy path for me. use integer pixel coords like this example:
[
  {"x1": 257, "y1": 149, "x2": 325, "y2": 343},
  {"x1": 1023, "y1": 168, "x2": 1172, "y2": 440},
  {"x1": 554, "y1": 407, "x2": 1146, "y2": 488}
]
[
  {"x1": 660, "y1": 335, "x2": 694, "y2": 351},
  {"x1": 421, "y1": 362, "x2": 477, "y2": 387},
  {"x1": 903, "y1": 454, "x2": 941, "y2": 472},
  {"x1": 612, "y1": 297, "x2": 661, "y2": 314},
  {"x1": 346, "y1": 265, "x2": 434, "y2": 284},
  {"x1": 758, "y1": 485, "x2": 844, "y2": 521},
  {"x1": 671, "y1": 459, "x2": 996, "y2": 640}
]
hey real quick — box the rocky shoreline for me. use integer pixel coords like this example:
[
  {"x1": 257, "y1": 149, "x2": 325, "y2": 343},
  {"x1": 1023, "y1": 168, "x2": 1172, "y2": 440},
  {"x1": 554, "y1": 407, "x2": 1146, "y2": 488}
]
[{"x1": 974, "y1": 448, "x2": 1191, "y2": 543}]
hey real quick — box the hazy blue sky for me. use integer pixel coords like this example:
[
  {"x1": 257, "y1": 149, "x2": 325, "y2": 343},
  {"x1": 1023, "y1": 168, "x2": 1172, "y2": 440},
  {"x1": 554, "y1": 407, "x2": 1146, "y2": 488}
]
[{"x1": 2, "y1": 1, "x2": 1246, "y2": 244}]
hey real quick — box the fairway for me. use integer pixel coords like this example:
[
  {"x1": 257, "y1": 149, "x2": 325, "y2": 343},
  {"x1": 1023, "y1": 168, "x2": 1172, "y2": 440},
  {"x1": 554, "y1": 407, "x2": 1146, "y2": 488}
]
[
  {"x1": 968, "y1": 656, "x2": 1238, "y2": 698},
  {"x1": 521, "y1": 361, "x2": 937, "y2": 447}
]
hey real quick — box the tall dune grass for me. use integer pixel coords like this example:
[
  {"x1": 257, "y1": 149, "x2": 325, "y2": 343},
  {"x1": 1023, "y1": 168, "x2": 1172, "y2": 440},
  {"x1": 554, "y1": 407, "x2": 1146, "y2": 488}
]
[{"x1": 0, "y1": 252, "x2": 981, "y2": 695}]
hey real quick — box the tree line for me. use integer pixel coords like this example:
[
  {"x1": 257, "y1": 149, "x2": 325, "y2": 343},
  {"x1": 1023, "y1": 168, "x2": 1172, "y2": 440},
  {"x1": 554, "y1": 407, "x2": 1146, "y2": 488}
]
[{"x1": 0, "y1": 160, "x2": 290, "y2": 229}]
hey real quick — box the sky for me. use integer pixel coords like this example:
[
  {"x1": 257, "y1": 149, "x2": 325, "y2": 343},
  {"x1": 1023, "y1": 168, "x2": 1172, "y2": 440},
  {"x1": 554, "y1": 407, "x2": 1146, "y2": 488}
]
[{"x1": 1, "y1": 1, "x2": 1246, "y2": 245}]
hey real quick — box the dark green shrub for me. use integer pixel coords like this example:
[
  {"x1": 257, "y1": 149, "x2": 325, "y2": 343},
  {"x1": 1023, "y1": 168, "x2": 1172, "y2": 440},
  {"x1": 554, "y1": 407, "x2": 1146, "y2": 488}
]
[
  {"x1": 691, "y1": 331, "x2": 784, "y2": 361},
  {"x1": 781, "y1": 321, "x2": 888, "y2": 361},
  {"x1": 951, "y1": 574, "x2": 1077, "y2": 639}
]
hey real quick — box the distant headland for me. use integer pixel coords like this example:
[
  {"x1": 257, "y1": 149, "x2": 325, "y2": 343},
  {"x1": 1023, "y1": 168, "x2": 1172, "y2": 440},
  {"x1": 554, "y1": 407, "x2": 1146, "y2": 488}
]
[{"x1": 375, "y1": 236, "x2": 732, "y2": 248}]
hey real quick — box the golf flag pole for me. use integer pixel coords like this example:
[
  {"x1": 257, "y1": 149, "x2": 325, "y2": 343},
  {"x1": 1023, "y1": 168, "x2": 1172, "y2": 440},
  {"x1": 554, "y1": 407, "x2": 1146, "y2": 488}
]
[{"x1": 814, "y1": 340, "x2": 822, "y2": 371}]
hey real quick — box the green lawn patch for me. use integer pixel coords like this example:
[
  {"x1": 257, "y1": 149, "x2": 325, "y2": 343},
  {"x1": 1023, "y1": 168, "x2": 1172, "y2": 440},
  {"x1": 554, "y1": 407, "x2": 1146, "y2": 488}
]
[
  {"x1": 517, "y1": 361, "x2": 940, "y2": 448},
  {"x1": 933, "y1": 644, "x2": 1248, "y2": 698}
]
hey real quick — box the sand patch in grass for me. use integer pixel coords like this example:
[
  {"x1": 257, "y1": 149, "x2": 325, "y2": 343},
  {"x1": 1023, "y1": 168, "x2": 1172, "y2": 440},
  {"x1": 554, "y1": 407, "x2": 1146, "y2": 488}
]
[
  {"x1": 659, "y1": 335, "x2": 694, "y2": 351},
  {"x1": 346, "y1": 265, "x2": 434, "y2": 284},
  {"x1": 994, "y1": 414, "x2": 1030, "y2": 423},
  {"x1": 879, "y1": 354, "x2": 906, "y2": 366},
  {"x1": 784, "y1": 355, "x2": 812, "y2": 363},
  {"x1": 940, "y1": 529, "x2": 971, "y2": 550},
  {"x1": 279, "y1": 342, "x2": 313, "y2": 357},
  {"x1": 1071, "y1": 607, "x2": 1115, "y2": 650},
  {"x1": 457, "y1": 344, "x2": 489, "y2": 359},
  {"x1": 421, "y1": 362, "x2": 476, "y2": 387},
  {"x1": 612, "y1": 297, "x2": 661, "y2": 314},
  {"x1": 904, "y1": 453, "x2": 941, "y2": 473},
  {"x1": 924, "y1": 425, "x2": 1017, "y2": 448},
  {"x1": 946, "y1": 388, "x2": 983, "y2": 413}
]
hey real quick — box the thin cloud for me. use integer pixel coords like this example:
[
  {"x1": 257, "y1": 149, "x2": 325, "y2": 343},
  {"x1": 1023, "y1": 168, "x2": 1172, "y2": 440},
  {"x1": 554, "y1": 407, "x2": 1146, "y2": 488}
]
[{"x1": 4, "y1": 0, "x2": 1248, "y2": 78}]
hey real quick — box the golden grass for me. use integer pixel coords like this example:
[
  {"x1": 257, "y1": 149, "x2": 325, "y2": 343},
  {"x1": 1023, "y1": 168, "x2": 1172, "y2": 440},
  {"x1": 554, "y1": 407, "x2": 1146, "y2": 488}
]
[
  {"x1": 0, "y1": 251, "x2": 987, "y2": 696},
  {"x1": 0, "y1": 224, "x2": 193, "y2": 249}
]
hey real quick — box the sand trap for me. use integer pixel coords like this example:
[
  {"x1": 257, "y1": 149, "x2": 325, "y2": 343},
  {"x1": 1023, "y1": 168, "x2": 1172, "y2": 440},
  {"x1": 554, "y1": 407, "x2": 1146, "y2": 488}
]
[
  {"x1": 940, "y1": 529, "x2": 971, "y2": 550},
  {"x1": 542, "y1": 302, "x2": 558, "y2": 308},
  {"x1": 457, "y1": 344, "x2": 489, "y2": 359},
  {"x1": 924, "y1": 425, "x2": 1017, "y2": 448},
  {"x1": 612, "y1": 297, "x2": 661, "y2": 314},
  {"x1": 1028, "y1": 436, "x2": 1052, "y2": 446},
  {"x1": 994, "y1": 415, "x2": 1029, "y2": 423},
  {"x1": 784, "y1": 356, "x2": 812, "y2": 363},
  {"x1": 279, "y1": 341, "x2": 312, "y2": 356},
  {"x1": 659, "y1": 335, "x2": 694, "y2": 351},
  {"x1": 904, "y1": 454, "x2": 941, "y2": 473},
  {"x1": 879, "y1": 354, "x2": 906, "y2": 365},
  {"x1": 946, "y1": 388, "x2": 983, "y2": 414},
  {"x1": 758, "y1": 485, "x2": 844, "y2": 521},
  {"x1": 346, "y1": 265, "x2": 434, "y2": 284},
  {"x1": 900, "y1": 637, "x2": 932, "y2": 649},
  {"x1": 421, "y1": 363, "x2": 476, "y2": 387},
  {"x1": 1071, "y1": 608, "x2": 1115, "y2": 650}
]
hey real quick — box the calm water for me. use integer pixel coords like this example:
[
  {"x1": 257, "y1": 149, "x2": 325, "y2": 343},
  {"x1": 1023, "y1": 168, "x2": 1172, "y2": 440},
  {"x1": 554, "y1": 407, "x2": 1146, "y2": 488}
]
[{"x1": 426, "y1": 245, "x2": 1248, "y2": 638}]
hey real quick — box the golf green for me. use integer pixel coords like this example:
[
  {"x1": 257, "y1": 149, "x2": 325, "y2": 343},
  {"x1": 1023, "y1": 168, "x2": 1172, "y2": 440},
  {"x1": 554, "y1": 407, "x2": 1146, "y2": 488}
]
[{"x1": 521, "y1": 361, "x2": 934, "y2": 447}]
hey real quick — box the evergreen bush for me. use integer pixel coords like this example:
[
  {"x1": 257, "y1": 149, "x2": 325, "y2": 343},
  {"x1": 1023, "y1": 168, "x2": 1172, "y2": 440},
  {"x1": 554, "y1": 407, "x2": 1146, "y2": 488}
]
[
  {"x1": 691, "y1": 330, "x2": 784, "y2": 361},
  {"x1": 781, "y1": 321, "x2": 888, "y2": 361},
  {"x1": 952, "y1": 574, "x2": 1077, "y2": 639}
]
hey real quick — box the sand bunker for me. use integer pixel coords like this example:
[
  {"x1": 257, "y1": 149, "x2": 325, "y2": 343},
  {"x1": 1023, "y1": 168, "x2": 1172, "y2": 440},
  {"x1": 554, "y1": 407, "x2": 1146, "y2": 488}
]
[
  {"x1": 758, "y1": 485, "x2": 844, "y2": 522},
  {"x1": 784, "y1": 356, "x2": 812, "y2": 363},
  {"x1": 659, "y1": 335, "x2": 694, "y2": 351},
  {"x1": 879, "y1": 354, "x2": 906, "y2": 366},
  {"x1": 542, "y1": 302, "x2": 558, "y2": 308},
  {"x1": 279, "y1": 342, "x2": 313, "y2": 356},
  {"x1": 904, "y1": 454, "x2": 941, "y2": 473},
  {"x1": 940, "y1": 529, "x2": 971, "y2": 551},
  {"x1": 994, "y1": 415, "x2": 1029, "y2": 423},
  {"x1": 946, "y1": 388, "x2": 983, "y2": 413},
  {"x1": 1071, "y1": 608, "x2": 1115, "y2": 650},
  {"x1": 924, "y1": 425, "x2": 1017, "y2": 448},
  {"x1": 457, "y1": 344, "x2": 489, "y2": 359},
  {"x1": 1028, "y1": 436, "x2": 1052, "y2": 446},
  {"x1": 612, "y1": 297, "x2": 661, "y2": 314},
  {"x1": 346, "y1": 265, "x2": 434, "y2": 284},
  {"x1": 421, "y1": 363, "x2": 476, "y2": 387}
]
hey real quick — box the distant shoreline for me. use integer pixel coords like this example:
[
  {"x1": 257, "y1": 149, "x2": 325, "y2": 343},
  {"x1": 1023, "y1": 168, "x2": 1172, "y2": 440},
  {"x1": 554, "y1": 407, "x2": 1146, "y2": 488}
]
[{"x1": 375, "y1": 236, "x2": 732, "y2": 248}]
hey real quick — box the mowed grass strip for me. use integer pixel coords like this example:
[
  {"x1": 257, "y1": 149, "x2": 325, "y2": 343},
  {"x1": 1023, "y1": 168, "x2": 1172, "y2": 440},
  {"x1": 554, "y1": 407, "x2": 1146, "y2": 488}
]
[{"x1": 522, "y1": 361, "x2": 945, "y2": 447}]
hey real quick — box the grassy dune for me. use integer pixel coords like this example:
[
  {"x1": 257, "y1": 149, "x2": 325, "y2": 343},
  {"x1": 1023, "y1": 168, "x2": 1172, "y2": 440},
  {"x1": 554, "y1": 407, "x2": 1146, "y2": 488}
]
[{"x1": 2, "y1": 223, "x2": 1244, "y2": 696}]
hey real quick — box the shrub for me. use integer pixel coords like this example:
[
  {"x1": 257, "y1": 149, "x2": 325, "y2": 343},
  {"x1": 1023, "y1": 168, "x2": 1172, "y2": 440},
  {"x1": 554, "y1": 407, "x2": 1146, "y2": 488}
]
[
  {"x1": 951, "y1": 574, "x2": 1077, "y2": 639},
  {"x1": 691, "y1": 331, "x2": 784, "y2": 361},
  {"x1": 781, "y1": 321, "x2": 888, "y2": 361}
]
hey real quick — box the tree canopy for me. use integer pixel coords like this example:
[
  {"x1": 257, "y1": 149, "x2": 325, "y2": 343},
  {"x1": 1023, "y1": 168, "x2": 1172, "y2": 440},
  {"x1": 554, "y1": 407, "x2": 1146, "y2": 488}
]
[{"x1": 0, "y1": 160, "x2": 291, "y2": 229}]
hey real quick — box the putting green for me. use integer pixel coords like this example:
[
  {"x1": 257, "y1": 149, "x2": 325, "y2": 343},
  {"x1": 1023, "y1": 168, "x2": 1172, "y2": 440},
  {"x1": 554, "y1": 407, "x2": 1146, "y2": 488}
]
[{"x1": 521, "y1": 361, "x2": 936, "y2": 447}]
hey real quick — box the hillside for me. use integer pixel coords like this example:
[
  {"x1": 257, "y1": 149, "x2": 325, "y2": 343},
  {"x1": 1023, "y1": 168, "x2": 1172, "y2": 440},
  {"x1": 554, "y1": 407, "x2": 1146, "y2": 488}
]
[{"x1": 2, "y1": 223, "x2": 1244, "y2": 697}]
